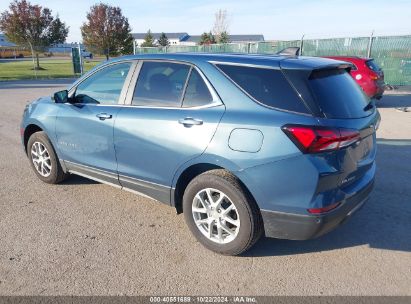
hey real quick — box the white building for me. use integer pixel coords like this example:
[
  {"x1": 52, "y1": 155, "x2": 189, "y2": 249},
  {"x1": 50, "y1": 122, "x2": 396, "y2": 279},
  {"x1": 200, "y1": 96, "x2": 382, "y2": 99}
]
[
  {"x1": 132, "y1": 32, "x2": 265, "y2": 46},
  {"x1": 179, "y1": 34, "x2": 265, "y2": 46},
  {"x1": 132, "y1": 32, "x2": 189, "y2": 46}
]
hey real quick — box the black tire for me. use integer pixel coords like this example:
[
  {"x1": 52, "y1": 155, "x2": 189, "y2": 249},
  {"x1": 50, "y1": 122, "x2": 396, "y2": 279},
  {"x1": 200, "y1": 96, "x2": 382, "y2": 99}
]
[
  {"x1": 27, "y1": 131, "x2": 69, "y2": 184},
  {"x1": 183, "y1": 169, "x2": 263, "y2": 255}
]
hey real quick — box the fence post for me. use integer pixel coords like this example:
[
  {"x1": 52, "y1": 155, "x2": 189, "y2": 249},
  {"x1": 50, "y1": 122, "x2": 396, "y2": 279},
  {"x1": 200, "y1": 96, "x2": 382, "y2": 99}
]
[
  {"x1": 367, "y1": 30, "x2": 374, "y2": 58},
  {"x1": 78, "y1": 43, "x2": 84, "y2": 76},
  {"x1": 133, "y1": 40, "x2": 136, "y2": 55}
]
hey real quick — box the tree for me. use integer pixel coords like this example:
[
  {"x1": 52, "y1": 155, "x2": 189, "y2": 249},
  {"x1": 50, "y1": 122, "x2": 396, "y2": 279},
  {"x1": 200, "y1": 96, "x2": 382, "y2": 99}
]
[
  {"x1": 199, "y1": 32, "x2": 216, "y2": 45},
  {"x1": 81, "y1": 3, "x2": 133, "y2": 60},
  {"x1": 0, "y1": 0, "x2": 68, "y2": 70},
  {"x1": 157, "y1": 32, "x2": 169, "y2": 47},
  {"x1": 218, "y1": 31, "x2": 230, "y2": 44},
  {"x1": 212, "y1": 9, "x2": 229, "y2": 42},
  {"x1": 140, "y1": 30, "x2": 155, "y2": 47}
]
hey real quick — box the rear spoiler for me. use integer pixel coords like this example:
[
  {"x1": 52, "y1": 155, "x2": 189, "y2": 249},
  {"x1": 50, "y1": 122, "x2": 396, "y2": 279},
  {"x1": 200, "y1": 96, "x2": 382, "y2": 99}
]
[
  {"x1": 312, "y1": 63, "x2": 353, "y2": 71},
  {"x1": 309, "y1": 63, "x2": 354, "y2": 79}
]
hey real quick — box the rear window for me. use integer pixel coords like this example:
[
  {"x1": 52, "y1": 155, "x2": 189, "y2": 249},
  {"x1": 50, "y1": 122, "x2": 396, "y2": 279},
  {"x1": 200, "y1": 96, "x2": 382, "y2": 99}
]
[
  {"x1": 308, "y1": 69, "x2": 370, "y2": 119},
  {"x1": 216, "y1": 64, "x2": 310, "y2": 114},
  {"x1": 365, "y1": 59, "x2": 381, "y2": 71}
]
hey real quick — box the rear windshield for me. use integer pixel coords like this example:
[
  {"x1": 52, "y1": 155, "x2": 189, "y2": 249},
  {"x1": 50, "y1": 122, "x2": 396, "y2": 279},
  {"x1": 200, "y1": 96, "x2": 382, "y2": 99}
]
[
  {"x1": 366, "y1": 59, "x2": 381, "y2": 71},
  {"x1": 308, "y1": 69, "x2": 371, "y2": 119},
  {"x1": 216, "y1": 64, "x2": 310, "y2": 114}
]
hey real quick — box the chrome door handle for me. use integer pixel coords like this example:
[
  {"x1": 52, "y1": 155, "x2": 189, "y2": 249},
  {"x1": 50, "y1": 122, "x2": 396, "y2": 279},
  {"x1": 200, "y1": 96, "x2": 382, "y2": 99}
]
[
  {"x1": 96, "y1": 113, "x2": 112, "y2": 120},
  {"x1": 178, "y1": 117, "x2": 203, "y2": 127}
]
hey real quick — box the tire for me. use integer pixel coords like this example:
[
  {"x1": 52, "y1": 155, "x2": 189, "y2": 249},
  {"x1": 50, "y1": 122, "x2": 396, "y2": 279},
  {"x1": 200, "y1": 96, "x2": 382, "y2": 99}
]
[
  {"x1": 27, "y1": 131, "x2": 69, "y2": 184},
  {"x1": 183, "y1": 169, "x2": 263, "y2": 255}
]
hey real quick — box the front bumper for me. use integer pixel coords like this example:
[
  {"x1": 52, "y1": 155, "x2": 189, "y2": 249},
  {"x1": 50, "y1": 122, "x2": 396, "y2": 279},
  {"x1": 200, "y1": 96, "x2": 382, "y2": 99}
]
[{"x1": 261, "y1": 179, "x2": 374, "y2": 240}]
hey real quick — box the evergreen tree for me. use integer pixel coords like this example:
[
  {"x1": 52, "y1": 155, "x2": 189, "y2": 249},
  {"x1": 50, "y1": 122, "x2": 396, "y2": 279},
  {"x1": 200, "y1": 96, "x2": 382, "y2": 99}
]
[
  {"x1": 218, "y1": 31, "x2": 230, "y2": 44},
  {"x1": 158, "y1": 32, "x2": 169, "y2": 47},
  {"x1": 199, "y1": 32, "x2": 216, "y2": 45},
  {"x1": 141, "y1": 30, "x2": 155, "y2": 47}
]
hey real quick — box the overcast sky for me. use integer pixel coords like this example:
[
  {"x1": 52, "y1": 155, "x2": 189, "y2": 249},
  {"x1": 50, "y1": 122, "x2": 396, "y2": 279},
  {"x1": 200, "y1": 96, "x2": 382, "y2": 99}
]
[{"x1": 1, "y1": 0, "x2": 410, "y2": 42}]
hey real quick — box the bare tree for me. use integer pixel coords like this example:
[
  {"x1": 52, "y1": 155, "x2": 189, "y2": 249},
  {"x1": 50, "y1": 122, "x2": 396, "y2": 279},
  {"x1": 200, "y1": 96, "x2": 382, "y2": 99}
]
[{"x1": 212, "y1": 9, "x2": 229, "y2": 42}]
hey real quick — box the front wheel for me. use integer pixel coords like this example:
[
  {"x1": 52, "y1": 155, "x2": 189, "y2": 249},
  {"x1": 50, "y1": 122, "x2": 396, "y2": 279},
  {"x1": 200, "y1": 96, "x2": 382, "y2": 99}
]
[
  {"x1": 183, "y1": 170, "x2": 263, "y2": 255},
  {"x1": 27, "y1": 131, "x2": 69, "y2": 184}
]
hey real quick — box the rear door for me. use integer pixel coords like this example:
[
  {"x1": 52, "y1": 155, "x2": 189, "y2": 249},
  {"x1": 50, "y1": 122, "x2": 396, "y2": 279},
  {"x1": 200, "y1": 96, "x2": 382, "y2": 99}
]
[{"x1": 113, "y1": 60, "x2": 225, "y2": 203}]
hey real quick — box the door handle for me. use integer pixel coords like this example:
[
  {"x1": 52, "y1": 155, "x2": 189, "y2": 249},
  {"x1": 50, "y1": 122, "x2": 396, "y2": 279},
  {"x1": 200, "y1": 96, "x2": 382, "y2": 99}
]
[
  {"x1": 178, "y1": 117, "x2": 203, "y2": 127},
  {"x1": 96, "y1": 113, "x2": 112, "y2": 120}
]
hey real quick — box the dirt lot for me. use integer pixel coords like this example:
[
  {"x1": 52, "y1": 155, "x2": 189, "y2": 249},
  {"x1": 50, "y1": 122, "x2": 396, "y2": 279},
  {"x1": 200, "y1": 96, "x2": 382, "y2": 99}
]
[{"x1": 0, "y1": 80, "x2": 410, "y2": 296}]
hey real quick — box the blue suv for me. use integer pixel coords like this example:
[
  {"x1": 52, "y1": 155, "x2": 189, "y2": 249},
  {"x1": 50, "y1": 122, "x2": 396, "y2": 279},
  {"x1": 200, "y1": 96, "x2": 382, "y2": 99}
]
[{"x1": 21, "y1": 53, "x2": 380, "y2": 255}]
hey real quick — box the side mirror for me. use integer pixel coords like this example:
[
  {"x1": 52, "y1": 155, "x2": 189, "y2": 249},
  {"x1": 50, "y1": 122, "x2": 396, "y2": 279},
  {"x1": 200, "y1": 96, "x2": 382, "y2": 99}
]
[{"x1": 53, "y1": 90, "x2": 68, "y2": 103}]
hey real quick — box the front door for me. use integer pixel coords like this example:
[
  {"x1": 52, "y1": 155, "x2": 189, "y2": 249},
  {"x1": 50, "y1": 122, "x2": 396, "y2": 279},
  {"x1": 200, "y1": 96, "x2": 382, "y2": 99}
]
[
  {"x1": 114, "y1": 61, "x2": 225, "y2": 203},
  {"x1": 55, "y1": 62, "x2": 134, "y2": 185}
]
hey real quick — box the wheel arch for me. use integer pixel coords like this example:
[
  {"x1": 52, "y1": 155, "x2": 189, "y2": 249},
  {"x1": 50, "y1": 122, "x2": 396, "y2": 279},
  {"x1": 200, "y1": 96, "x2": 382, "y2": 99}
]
[
  {"x1": 24, "y1": 124, "x2": 43, "y2": 152},
  {"x1": 172, "y1": 162, "x2": 258, "y2": 215},
  {"x1": 23, "y1": 122, "x2": 67, "y2": 173}
]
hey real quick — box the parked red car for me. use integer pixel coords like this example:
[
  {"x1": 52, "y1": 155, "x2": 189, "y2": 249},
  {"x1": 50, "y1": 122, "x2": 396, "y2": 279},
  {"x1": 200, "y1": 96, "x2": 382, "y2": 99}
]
[{"x1": 324, "y1": 56, "x2": 385, "y2": 99}]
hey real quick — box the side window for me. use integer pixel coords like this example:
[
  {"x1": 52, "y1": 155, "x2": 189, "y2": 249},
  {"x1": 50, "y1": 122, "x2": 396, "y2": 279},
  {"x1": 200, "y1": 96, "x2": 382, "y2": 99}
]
[
  {"x1": 75, "y1": 62, "x2": 132, "y2": 105},
  {"x1": 133, "y1": 61, "x2": 190, "y2": 107},
  {"x1": 216, "y1": 64, "x2": 310, "y2": 114},
  {"x1": 182, "y1": 69, "x2": 213, "y2": 107}
]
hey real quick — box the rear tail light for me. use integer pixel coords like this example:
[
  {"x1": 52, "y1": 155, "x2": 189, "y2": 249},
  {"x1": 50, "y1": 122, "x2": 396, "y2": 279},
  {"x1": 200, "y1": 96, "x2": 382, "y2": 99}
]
[
  {"x1": 282, "y1": 125, "x2": 360, "y2": 153},
  {"x1": 369, "y1": 72, "x2": 379, "y2": 80},
  {"x1": 308, "y1": 202, "x2": 341, "y2": 214}
]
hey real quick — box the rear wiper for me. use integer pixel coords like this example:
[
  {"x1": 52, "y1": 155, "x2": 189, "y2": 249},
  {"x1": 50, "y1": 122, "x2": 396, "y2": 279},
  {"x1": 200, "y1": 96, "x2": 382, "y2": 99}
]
[{"x1": 363, "y1": 100, "x2": 375, "y2": 111}]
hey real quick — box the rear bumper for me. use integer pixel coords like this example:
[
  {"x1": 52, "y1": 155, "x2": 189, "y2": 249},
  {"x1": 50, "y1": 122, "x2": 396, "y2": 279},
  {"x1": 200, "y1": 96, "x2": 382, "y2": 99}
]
[
  {"x1": 362, "y1": 79, "x2": 385, "y2": 99},
  {"x1": 261, "y1": 179, "x2": 374, "y2": 240},
  {"x1": 373, "y1": 85, "x2": 385, "y2": 99}
]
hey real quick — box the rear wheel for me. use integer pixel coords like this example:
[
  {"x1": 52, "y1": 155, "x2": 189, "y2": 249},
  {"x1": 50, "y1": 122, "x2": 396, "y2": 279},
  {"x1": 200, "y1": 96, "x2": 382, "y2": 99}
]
[
  {"x1": 27, "y1": 131, "x2": 69, "y2": 184},
  {"x1": 183, "y1": 169, "x2": 263, "y2": 255}
]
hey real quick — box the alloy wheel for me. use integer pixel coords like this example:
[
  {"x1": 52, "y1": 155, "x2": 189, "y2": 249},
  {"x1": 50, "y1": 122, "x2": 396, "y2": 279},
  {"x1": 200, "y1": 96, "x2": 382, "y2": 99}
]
[
  {"x1": 192, "y1": 188, "x2": 240, "y2": 244},
  {"x1": 31, "y1": 141, "x2": 52, "y2": 177}
]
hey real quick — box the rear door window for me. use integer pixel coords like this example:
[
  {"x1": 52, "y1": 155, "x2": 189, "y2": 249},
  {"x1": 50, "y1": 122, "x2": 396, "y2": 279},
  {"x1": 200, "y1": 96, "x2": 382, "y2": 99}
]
[
  {"x1": 133, "y1": 61, "x2": 190, "y2": 107},
  {"x1": 216, "y1": 64, "x2": 310, "y2": 114},
  {"x1": 308, "y1": 68, "x2": 370, "y2": 118},
  {"x1": 182, "y1": 69, "x2": 213, "y2": 107}
]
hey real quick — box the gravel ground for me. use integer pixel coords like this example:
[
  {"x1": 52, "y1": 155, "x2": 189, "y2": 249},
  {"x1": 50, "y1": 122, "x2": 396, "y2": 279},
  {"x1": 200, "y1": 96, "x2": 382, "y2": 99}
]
[{"x1": 0, "y1": 80, "x2": 410, "y2": 296}]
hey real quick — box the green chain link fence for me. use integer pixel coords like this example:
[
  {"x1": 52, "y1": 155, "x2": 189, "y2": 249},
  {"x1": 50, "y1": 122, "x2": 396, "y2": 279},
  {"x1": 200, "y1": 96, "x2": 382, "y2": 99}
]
[{"x1": 135, "y1": 35, "x2": 411, "y2": 85}]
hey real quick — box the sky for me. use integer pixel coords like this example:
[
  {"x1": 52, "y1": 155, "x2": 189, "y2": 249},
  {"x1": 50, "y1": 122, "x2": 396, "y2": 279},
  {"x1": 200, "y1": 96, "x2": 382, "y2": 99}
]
[{"x1": 1, "y1": 0, "x2": 410, "y2": 42}]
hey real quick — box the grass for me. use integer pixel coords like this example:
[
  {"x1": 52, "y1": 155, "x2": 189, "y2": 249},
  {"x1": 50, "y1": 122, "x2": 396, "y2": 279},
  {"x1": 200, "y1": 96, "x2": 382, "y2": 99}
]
[{"x1": 0, "y1": 59, "x2": 102, "y2": 81}]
